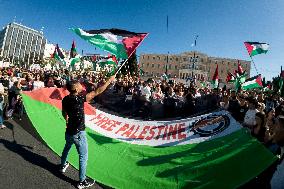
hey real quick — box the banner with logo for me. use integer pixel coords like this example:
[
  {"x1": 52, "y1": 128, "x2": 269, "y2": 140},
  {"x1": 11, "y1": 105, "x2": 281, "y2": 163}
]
[{"x1": 21, "y1": 88, "x2": 276, "y2": 189}]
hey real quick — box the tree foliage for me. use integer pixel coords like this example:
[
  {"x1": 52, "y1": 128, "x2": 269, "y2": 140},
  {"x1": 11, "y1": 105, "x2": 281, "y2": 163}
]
[{"x1": 119, "y1": 51, "x2": 138, "y2": 76}]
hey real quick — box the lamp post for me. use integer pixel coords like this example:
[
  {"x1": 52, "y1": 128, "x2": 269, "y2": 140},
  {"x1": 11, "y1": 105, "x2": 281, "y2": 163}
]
[{"x1": 191, "y1": 35, "x2": 198, "y2": 80}]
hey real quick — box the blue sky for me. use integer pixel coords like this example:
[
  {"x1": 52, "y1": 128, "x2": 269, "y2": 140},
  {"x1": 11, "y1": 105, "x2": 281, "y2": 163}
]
[{"x1": 0, "y1": 0, "x2": 283, "y2": 80}]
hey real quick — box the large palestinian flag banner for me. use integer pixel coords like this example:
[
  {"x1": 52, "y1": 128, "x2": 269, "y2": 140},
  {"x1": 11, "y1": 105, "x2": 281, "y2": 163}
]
[
  {"x1": 21, "y1": 88, "x2": 276, "y2": 189},
  {"x1": 71, "y1": 28, "x2": 148, "y2": 59}
]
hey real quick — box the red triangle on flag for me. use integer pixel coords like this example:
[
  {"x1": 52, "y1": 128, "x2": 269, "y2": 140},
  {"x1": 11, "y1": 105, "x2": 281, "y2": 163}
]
[
  {"x1": 122, "y1": 33, "x2": 148, "y2": 57},
  {"x1": 237, "y1": 61, "x2": 244, "y2": 75},
  {"x1": 212, "y1": 64, "x2": 219, "y2": 80},
  {"x1": 255, "y1": 75, "x2": 263, "y2": 87},
  {"x1": 244, "y1": 42, "x2": 254, "y2": 56}
]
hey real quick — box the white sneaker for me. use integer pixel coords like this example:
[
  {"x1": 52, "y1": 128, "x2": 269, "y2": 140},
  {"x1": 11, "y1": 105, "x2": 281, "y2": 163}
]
[
  {"x1": 59, "y1": 162, "x2": 69, "y2": 173},
  {"x1": 0, "y1": 125, "x2": 6, "y2": 129}
]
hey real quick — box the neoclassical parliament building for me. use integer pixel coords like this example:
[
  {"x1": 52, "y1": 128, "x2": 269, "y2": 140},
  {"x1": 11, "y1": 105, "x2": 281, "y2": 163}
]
[{"x1": 139, "y1": 51, "x2": 251, "y2": 83}]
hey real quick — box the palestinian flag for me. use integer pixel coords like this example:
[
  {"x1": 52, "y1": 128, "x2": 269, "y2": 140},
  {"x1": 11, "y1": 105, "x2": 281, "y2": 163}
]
[
  {"x1": 237, "y1": 61, "x2": 244, "y2": 75},
  {"x1": 139, "y1": 68, "x2": 145, "y2": 76},
  {"x1": 71, "y1": 28, "x2": 148, "y2": 59},
  {"x1": 211, "y1": 64, "x2": 219, "y2": 88},
  {"x1": 161, "y1": 73, "x2": 169, "y2": 80},
  {"x1": 226, "y1": 72, "x2": 236, "y2": 83},
  {"x1": 98, "y1": 56, "x2": 117, "y2": 68},
  {"x1": 70, "y1": 56, "x2": 81, "y2": 67},
  {"x1": 21, "y1": 88, "x2": 276, "y2": 189},
  {"x1": 244, "y1": 42, "x2": 269, "y2": 56},
  {"x1": 242, "y1": 75, "x2": 263, "y2": 90},
  {"x1": 52, "y1": 47, "x2": 66, "y2": 65},
  {"x1": 56, "y1": 44, "x2": 65, "y2": 59},
  {"x1": 263, "y1": 84, "x2": 272, "y2": 92},
  {"x1": 70, "y1": 40, "x2": 77, "y2": 58}
]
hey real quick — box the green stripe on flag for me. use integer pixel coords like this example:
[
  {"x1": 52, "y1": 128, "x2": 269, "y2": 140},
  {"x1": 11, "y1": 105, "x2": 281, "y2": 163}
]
[
  {"x1": 70, "y1": 57, "x2": 81, "y2": 67},
  {"x1": 71, "y1": 28, "x2": 128, "y2": 59},
  {"x1": 21, "y1": 93, "x2": 276, "y2": 189}
]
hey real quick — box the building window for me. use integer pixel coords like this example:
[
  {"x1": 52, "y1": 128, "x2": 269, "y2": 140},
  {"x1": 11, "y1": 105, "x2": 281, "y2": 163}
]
[
  {"x1": 158, "y1": 64, "x2": 160, "y2": 68},
  {"x1": 176, "y1": 58, "x2": 178, "y2": 61},
  {"x1": 234, "y1": 63, "x2": 236, "y2": 66},
  {"x1": 141, "y1": 64, "x2": 144, "y2": 67},
  {"x1": 221, "y1": 70, "x2": 223, "y2": 73},
  {"x1": 183, "y1": 58, "x2": 187, "y2": 61},
  {"x1": 147, "y1": 56, "x2": 149, "y2": 60},
  {"x1": 175, "y1": 65, "x2": 178, "y2": 70},
  {"x1": 152, "y1": 64, "x2": 154, "y2": 68},
  {"x1": 153, "y1": 57, "x2": 155, "y2": 60},
  {"x1": 169, "y1": 65, "x2": 172, "y2": 69},
  {"x1": 147, "y1": 63, "x2": 149, "y2": 67}
]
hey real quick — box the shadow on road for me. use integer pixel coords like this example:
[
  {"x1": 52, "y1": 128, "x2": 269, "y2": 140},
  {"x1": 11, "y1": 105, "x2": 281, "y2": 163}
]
[{"x1": 0, "y1": 138, "x2": 77, "y2": 187}]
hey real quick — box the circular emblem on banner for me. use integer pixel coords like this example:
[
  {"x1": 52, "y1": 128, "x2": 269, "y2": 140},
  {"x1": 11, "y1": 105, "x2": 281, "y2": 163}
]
[{"x1": 191, "y1": 115, "x2": 230, "y2": 137}]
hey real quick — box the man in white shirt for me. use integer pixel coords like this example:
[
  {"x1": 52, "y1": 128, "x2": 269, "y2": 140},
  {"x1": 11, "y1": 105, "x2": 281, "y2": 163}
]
[
  {"x1": 243, "y1": 97, "x2": 259, "y2": 129},
  {"x1": 141, "y1": 82, "x2": 152, "y2": 102}
]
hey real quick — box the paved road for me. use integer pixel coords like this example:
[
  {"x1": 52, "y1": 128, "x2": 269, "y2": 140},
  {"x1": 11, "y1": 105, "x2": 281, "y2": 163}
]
[
  {"x1": 1, "y1": 116, "x2": 284, "y2": 189},
  {"x1": 0, "y1": 117, "x2": 106, "y2": 189}
]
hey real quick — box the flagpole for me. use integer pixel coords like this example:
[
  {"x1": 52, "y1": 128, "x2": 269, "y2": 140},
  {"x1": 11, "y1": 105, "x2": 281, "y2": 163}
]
[
  {"x1": 114, "y1": 33, "x2": 149, "y2": 75},
  {"x1": 249, "y1": 55, "x2": 259, "y2": 75},
  {"x1": 244, "y1": 43, "x2": 259, "y2": 76},
  {"x1": 192, "y1": 35, "x2": 198, "y2": 81}
]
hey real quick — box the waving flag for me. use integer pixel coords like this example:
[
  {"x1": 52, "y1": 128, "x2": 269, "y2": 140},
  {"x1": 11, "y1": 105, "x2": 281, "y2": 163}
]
[
  {"x1": 70, "y1": 56, "x2": 81, "y2": 67},
  {"x1": 71, "y1": 28, "x2": 148, "y2": 59},
  {"x1": 242, "y1": 75, "x2": 263, "y2": 90},
  {"x1": 237, "y1": 61, "x2": 244, "y2": 75},
  {"x1": 21, "y1": 88, "x2": 276, "y2": 189},
  {"x1": 98, "y1": 56, "x2": 117, "y2": 67},
  {"x1": 226, "y1": 72, "x2": 236, "y2": 83},
  {"x1": 244, "y1": 42, "x2": 269, "y2": 56},
  {"x1": 51, "y1": 45, "x2": 66, "y2": 65},
  {"x1": 211, "y1": 64, "x2": 219, "y2": 88},
  {"x1": 56, "y1": 44, "x2": 65, "y2": 59},
  {"x1": 70, "y1": 40, "x2": 77, "y2": 58}
]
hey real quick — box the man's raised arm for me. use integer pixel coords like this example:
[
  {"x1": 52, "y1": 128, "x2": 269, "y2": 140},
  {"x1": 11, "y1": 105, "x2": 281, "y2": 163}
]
[{"x1": 86, "y1": 75, "x2": 116, "y2": 103}]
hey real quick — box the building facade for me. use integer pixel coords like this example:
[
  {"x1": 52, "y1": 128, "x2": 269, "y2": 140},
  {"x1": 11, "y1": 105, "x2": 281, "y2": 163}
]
[
  {"x1": 0, "y1": 22, "x2": 46, "y2": 65},
  {"x1": 139, "y1": 51, "x2": 251, "y2": 83}
]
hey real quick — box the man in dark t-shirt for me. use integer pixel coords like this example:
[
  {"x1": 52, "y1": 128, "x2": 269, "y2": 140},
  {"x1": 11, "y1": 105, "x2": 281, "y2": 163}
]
[{"x1": 60, "y1": 75, "x2": 115, "y2": 189}]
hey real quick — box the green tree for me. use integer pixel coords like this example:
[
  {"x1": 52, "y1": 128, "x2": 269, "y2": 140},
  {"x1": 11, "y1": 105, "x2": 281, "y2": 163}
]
[{"x1": 120, "y1": 51, "x2": 138, "y2": 76}]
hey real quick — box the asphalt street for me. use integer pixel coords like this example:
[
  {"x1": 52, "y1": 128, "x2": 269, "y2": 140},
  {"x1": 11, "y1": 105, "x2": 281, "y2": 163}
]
[{"x1": 0, "y1": 117, "x2": 106, "y2": 189}]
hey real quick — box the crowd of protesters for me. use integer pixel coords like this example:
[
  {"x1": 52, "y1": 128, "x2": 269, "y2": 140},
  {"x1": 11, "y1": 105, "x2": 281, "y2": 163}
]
[
  {"x1": 0, "y1": 65, "x2": 284, "y2": 187},
  {"x1": 0, "y1": 66, "x2": 284, "y2": 154}
]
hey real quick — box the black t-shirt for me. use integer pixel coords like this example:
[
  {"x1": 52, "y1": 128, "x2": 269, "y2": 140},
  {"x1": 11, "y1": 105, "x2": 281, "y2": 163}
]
[
  {"x1": 237, "y1": 105, "x2": 248, "y2": 122},
  {"x1": 62, "y1": 94, "x2": 86, "y2": 135},
  {"x1": 228, "y1": 98, "x2": 241, "y2": 120}
]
